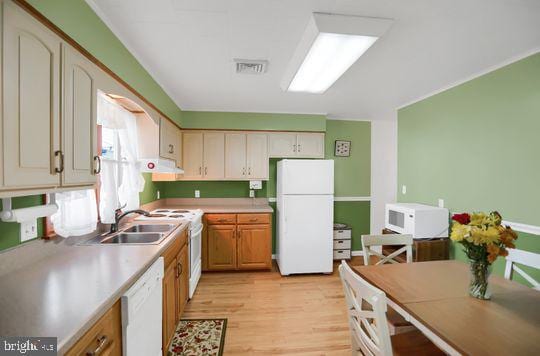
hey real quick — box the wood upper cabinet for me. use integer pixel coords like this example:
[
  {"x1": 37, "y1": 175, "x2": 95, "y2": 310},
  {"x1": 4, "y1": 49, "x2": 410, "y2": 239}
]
[
  {"x1": 268, "y1": 132, "x2": 325, "y2": 158},
  {"x1": 246, "y1": 133, "x2": 268, "y2": 179},
  {"x1": 296, "y1": 133, "x2": 325, "y2": 158},
  {"x1": 65, "y1": 301, "x2": 122, "y2": 356},
  {"x1": 2, "y1": 0, "x2": 61, "y2": 189},
  {"x1": 225, "y1": 133, "x2": 247, "y2": 179},
  {"x1": 225, "y1": 133, "x2": 268, "y2": 180},
  {"x1": 203, "y1": 132, "x2": 225, "y2": 179},
  {"x1": 207, "y1": 224, "x2": 237, "y2": 270},
  {"x1": 268, "y1": 133, "x2": 297, "y2": 158},
  {"x1": 62, "y1": 45, "x2": 99, "y2": 185},
  {"x1": 237, "y1": 224, "x2": 272, "y2": 270},
  {"x1": 162, "y1": 260, "x2": 177, "y2": 354},
  {"x1": 182, "y1": 132, "x2": 204, "y2": 179},
  {"x1": 160, "y1": 117, "x2": 181, "y2": 163}
]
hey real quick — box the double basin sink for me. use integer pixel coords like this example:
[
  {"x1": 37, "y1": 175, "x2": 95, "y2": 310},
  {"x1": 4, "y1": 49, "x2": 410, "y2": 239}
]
[{"x1": 86, "y1": 224, "x2": 176, "y2": 245}]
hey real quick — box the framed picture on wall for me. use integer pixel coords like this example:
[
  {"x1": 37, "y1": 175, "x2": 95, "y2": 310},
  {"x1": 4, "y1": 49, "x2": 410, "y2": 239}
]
[{"x1": 334, "y1": 140, "x2": 351, "y2": 157}]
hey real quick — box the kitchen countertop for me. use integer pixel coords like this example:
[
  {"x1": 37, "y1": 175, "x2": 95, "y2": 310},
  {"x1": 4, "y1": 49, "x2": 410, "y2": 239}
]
[
  {"x1": 0, "y1": 221, "x2": 189, "y2": 355},
  {"x1": 153, "y1": 197, "x2": 274, "y2": 214}
]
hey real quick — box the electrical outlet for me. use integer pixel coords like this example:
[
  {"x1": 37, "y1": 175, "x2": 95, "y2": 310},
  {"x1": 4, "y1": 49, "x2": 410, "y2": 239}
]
[
  {"x1": 195, "y1": 190, "x2": 200, "y2": 198},
  {"x1": 157, "y1": 190, "x2": 161, "y2": 200},
  {"x1": 438, "y1": 198, "x2": 444, "y2": 208},
  {"x1": 249, "y1": 190, "x2": 255, "y2": 198},
  {"x1": 20, "y1": 220, "x2": 38, "y2": 242},
  {"x1": 402, "y1": 185, "x2": 407, "y2": 195}
]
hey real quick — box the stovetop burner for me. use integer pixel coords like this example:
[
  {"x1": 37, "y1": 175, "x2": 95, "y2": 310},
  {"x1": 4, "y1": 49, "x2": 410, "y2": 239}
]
[
  {"x1": 168, "y1": 214, "x2": 184, "y2": 218},
  {"x1": 154, "y1": 210, "x2": 170, "y2": 213},
  {"x1": 148, "y1": 213, "x2": 167, "y2": 218},
  {"x1": 172, "y1": 210, "x2": 190, "y2": 213}
]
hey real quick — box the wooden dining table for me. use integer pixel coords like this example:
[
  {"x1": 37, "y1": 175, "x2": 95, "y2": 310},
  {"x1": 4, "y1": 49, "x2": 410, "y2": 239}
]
[{"x1": 352, "y1": 260, "x2": 540, "y2": 356}]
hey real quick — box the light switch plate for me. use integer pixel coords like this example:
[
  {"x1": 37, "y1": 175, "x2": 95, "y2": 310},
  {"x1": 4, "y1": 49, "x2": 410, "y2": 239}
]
[
  {"x1": 195, "y1": 190, "x2": 200, "y2": 198},
  {"x1": 438, "y1": 198, "x2": 444, "y2": 208},
  {"x1": 402, "y1": 185, "x2": 407, "y2": 194},
  {"x1": 249, "y1": 190, "x2": 255, "y2": 198},
  {"x1": 20, "y1": 220, "x2": 38, "y2": 242}
]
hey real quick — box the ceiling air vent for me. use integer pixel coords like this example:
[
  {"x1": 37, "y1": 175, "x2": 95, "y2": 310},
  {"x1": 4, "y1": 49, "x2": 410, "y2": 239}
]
[{"x1": 234, "y1": 59, "x2": 268, "y2": 74}]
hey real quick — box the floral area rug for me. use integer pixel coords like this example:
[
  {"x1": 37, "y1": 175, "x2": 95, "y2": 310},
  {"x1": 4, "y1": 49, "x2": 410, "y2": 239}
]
[{"x1": 169, "y1": 319, "x2": 227, "y2": 356}]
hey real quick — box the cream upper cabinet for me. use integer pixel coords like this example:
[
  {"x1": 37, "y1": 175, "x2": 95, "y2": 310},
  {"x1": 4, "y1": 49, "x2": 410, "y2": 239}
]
[
  {"x1": 2, "y1": 0, "x2": 61, "y2": 189},
  {"x1": 268, "y1": 133, "x2": 297, "y2": 158},
  {"x1": 225, "y1": 133, "x2": 247, "y2": 179},
  {"x1": 203, "y1": 132, "x2": 225, "y2": 179},
  {"x1": 296, "y1": 133, "x2": 325, "y2": 158},
  {"x1": 160, "y1": 117, "x2": 180, "y2": 162},
  {"x1": 175, "y1": 129, "x2": 182, "y2": 169},
  {"x1": 182, "y1": 132, "x2": 203, "y2": 179},
  {"x1": 62, "y1": 45, "x2": 98, "y2": 186},
  {"x1": 246, "y1": 133, "x2": 268, "y2": 179},
  {"x1": 269, "y1": 132, "x2": 324, "y2": 158}
]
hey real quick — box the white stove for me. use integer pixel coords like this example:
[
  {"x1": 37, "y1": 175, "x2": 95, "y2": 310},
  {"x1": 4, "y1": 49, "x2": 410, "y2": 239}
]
[{"x1": 137, "y1": 208, "x2": 203, "y2": 299}]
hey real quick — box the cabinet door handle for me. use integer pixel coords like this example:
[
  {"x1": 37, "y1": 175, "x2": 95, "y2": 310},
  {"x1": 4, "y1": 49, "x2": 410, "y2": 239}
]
[
  {"x1": 248, "y1": 167, "x2": 251, "y2": 175},
  {"x1": 168, "y1": 144, "x2": 174, "y2": 154},
  {"x1": 293, "y1": 144, "x2": 296, "y2": 152},
  {"x1": 249, "y1": 218, "x2": 258, "y2": 222},
  {"x1": 177, "y1": 262, "x2": 182, "y2": 277},
  {"x1": 297, "y1": 144, "x2": 301, "y2": 152},
  {"x1": 199, "y1": 166, "x2": 202, "y2": 175},
  {"x1": 93, "y1": 155, "x2": 101, "y2": 174},
  {"x1": 86, "y1": 335, "x2": 109, "y2": 356},
  {"x1": 204, "y1": 167, "x2": 208, "y2": 175},
  {"x1": 242, "y1": 167, "x2": 246, "y2": 176},
  {"x1": 54, "y1": 150, "x2": 64, "y2": 174}
]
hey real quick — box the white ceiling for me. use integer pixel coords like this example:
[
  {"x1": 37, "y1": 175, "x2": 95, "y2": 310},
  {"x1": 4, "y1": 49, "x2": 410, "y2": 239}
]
[{"x1": 88, "y1": 0, "x2": 540, "y2": 120}]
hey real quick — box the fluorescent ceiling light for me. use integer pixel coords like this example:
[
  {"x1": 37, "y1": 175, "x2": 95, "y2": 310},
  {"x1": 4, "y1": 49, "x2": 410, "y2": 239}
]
[{"x1": 282, "y1": 13, "x2": 393, "y2": 94}]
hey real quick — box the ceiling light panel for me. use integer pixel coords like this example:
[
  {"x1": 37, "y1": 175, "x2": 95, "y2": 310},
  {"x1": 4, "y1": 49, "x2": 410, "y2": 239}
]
[{"x1": 281, "y1": 13, "x2": 393, "y2": 94}]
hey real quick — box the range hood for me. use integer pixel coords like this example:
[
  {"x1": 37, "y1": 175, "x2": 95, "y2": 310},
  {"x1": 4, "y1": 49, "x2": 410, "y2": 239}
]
[{"x1": 139, "y1": 158, "x2": 184, "y2": 174}]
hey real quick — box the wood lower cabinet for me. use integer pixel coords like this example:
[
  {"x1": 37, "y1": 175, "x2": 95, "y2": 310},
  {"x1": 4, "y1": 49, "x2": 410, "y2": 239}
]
[
  {"x1": 207, "y1": 224, "x2": 237, "y2": 270},
  {"x1": 161, "y1": 228, "x2": 189, "y2": 354},
  {"x1": 237, "y1": 224, "x2": 272, "y2": 270},
  {"x1": 65, "y1": 301, "x2": 122, "y2": 356},
  {"x1": 205, "y1": 213, "x2": 272, "y2": 271}
]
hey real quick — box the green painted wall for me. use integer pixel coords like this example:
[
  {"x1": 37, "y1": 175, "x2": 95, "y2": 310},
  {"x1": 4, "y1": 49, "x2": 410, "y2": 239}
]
[
  {"x1": 154, "y1": 116, "x2": 372, "y2": 252},
  {"x1": 181, "y1": 111, "x2": 326, "y2": 131},
  {"x1": 398, "y1": 53, "x2": 540, "y2": 286},
  {"x1": 27, "y1": 0, "x2": 182, "y2": 125}
]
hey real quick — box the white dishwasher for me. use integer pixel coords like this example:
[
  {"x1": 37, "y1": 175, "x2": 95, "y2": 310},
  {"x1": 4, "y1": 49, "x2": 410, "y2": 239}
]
[{"x1": 122, "y1": 257, "x2": 164, "y2": 356}]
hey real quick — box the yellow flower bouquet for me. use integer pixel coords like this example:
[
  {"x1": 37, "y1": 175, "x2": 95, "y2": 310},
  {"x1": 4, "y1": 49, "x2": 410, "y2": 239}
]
[{"x1": 451, "y1": 211, "x2": 518, "y2": 299}]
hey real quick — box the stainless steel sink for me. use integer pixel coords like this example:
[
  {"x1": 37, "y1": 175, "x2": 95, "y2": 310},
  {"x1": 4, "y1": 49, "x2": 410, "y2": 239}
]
[
  {"x1": 124, "y1": 224, "x2": 175, "y2": 233},
  {"x1": 100, "y1": 232, "x2": 164, "y2": 244}
]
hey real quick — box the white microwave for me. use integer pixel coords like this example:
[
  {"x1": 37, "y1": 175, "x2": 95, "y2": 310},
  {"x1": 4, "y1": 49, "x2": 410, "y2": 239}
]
[{"x1": 385, "y1": 203, "x2": 449, "y2": 239}]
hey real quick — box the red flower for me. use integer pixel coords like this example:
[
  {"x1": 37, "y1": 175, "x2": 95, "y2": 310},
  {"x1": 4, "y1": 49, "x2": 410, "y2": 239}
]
[{"x1": 452, "y1": 213, "x2": 471, "y2": 225}]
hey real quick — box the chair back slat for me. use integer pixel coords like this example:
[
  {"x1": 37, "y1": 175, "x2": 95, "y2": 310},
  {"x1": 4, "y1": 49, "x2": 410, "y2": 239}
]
[
  {"x1": 339, "y1": 261, "x2": 393, "y2": 356},
  {"x1": 504, "y1": 249, "x2": 540, "y2": 290},
  {"x1": 361, "y1": 234, "x2": 413, "y2": 265}
]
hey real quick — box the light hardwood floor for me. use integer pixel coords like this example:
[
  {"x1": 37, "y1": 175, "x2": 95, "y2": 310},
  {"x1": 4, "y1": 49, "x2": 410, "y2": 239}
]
[{"x1": 183, "y1": 257, "x2": 366, "y2": 355}]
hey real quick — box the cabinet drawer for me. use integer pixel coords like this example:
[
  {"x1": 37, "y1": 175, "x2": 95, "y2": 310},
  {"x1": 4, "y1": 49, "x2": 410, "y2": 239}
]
[
  {"x1": 237, "y1": 213, "x2": 270, "y2": 224},
  {"x1": 333, "y1": 239, "x2": 351, "y2": 249},
  {"x1": 333, "y1": 249, "x2": 351, "y2": 260},
  {"x1": 206, "y1": 214, "x2": 236, "y2": 224},
  {"x1": 66, "y1": 301, "x2": 122, "y2": 356},
  {"x1": 333, "y1": 229, "x2": 351, "y2": 239}
]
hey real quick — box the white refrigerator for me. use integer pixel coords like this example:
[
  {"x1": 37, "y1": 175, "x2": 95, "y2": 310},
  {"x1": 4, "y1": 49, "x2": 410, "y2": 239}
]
[{"x1": 276, "y1": 159, "x2": 334, "y2": 275}]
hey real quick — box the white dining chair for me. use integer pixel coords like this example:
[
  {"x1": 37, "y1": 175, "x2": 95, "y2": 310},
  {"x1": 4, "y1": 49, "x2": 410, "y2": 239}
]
[
  {"x1": 504, "y1": 248, "x2": 540, "y2": 290},
  {"x1": 338, "y1": 261, "x2": 443, "y2": 356},
  {"x1": 361, "y1": 234, "x2": 413, "y2": 266}
]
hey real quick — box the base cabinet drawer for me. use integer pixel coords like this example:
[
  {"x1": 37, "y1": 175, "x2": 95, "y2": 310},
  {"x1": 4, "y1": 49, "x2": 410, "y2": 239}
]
[
  {"x1": 333, "y1": 239, "x2": 351, "y2": 249},
  {"x1": 206, "y1": 213, "x2": 236, "y2": 225},
  {"x1": 333, "y1": 249, "x2": 351, "y2": 260},
  {"x1": 237, "y1": 213, "x2": 270, "y2": 224},
  {"x1": 66, "y1": 301, "x2": 122, "y2": 356}
]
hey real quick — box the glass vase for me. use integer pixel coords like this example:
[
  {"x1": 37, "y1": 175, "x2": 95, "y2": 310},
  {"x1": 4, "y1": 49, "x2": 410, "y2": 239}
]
[{"x1": 469, "y1": 260, "x2": 492, "y2": 300}]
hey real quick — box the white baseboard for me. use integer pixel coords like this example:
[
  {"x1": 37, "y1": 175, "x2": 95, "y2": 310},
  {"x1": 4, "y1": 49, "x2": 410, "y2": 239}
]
[
  {"x1": 351, "y1": 250, "x2": 363, "y2": 256},
  {"x1": 268, "y1": 196, "x2": 370, "y2": 203}
]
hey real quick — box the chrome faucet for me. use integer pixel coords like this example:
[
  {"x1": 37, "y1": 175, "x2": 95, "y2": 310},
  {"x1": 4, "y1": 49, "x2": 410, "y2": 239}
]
[{"x1": 110, "y1": 209, "x2": 150, "y2": 233}]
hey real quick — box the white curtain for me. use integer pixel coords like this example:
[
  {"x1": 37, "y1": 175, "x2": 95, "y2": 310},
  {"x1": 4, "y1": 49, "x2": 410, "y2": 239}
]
[
  {"x1": 98, "y1": 93, "x2": 145, "y2": 223},
  {"x1": 51, "y1": 189, "x2": 98, "y2": 237}
]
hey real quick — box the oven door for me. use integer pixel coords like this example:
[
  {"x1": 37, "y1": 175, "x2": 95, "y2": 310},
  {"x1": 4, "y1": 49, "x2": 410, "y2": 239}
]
[{"x1": 188, "y1": 223, "x2": 203, "y2": 298}]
